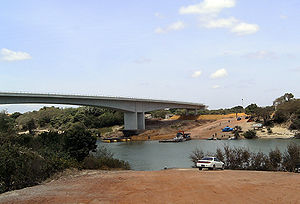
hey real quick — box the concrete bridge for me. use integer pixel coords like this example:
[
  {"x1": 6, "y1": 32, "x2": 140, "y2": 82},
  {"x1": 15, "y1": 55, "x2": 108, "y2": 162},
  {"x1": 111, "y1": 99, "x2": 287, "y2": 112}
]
[{"x1": 0, "y1": 92, "x2": 206, "y2": 131}]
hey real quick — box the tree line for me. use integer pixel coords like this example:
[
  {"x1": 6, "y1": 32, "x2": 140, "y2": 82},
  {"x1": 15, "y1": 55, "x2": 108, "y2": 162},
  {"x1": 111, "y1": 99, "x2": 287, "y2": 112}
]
[{"x1": 0, "y1": 111, "x2": 129, "y2": 194}]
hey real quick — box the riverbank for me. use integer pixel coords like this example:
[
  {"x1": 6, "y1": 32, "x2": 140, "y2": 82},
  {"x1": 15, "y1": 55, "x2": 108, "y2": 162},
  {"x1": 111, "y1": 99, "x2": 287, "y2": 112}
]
[
  {"x1": 1, "y1": 169, "x2": 300, "y2": 203},
  {"x1": 130, "y1": 117, "x2": 295, "y2": 141}
]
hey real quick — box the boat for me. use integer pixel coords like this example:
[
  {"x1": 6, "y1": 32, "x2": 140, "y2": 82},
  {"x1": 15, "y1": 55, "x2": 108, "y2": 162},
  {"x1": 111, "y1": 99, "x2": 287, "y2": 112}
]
[{"x1": 159, "y1": 131, "x2": 191, "y2": 143}]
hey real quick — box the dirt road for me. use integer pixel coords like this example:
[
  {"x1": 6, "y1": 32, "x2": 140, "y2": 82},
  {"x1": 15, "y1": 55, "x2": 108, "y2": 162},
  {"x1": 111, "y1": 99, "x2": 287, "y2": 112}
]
[{"x1": 1, "y1": 169, "x2": 300, "y2": 204}]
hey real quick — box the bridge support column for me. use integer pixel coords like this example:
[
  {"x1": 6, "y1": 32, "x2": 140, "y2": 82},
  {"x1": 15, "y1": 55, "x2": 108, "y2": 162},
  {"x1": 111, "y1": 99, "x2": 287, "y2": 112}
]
[
  {"x1": 124, "y1": 112, "x2": 145, "y2": 130},
  {"x1": 137, "y1": 112, "x2": 145, "y2": 130},
  {"x1": 124, "y1": 112, "x2": 138, "y2": 130}
]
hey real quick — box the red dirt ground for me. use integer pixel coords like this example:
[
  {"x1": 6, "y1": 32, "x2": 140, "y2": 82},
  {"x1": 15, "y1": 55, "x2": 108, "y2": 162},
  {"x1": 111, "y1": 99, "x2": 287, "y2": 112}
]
[{"x1": 1, "y1": 169, "x2": 300, "y2": 204}]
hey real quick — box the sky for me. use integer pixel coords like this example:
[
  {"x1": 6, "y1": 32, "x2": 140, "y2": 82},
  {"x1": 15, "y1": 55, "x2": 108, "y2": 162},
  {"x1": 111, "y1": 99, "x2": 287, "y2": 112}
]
[{"x1": 1, "y1": 0, "x2": 300, "y2": 113}]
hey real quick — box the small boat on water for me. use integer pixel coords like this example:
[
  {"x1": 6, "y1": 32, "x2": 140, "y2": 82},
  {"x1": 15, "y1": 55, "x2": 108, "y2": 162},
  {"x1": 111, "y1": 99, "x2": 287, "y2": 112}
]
[{"x1": 159, "y1": 131, "x2": 191, "y2": 143}]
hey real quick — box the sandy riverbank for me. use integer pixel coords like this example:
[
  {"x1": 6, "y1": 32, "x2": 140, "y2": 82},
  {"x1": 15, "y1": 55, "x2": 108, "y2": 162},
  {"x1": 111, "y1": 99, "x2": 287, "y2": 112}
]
[{"x1": 1, "y1": 169, "x2": 300, "y2": 203}]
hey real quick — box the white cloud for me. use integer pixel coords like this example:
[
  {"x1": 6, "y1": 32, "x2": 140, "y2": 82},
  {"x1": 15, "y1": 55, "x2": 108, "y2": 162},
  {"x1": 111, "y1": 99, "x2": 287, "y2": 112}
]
[
  {"x1": 199, "y1": 17, "x2": 259, "y2": 35},
  {"x1": 230, "y1": 22, "x2": 259, "y2": 35},
  {"x1": 178, "y1": 0, "x2": 259, "y2": 36},
  {"x1": 1, "y1": 48, "x2": 32, "y2": 61},
  {"x1": 212, "y1": 85, "x2": 220, "y2": 89},
  {"x1": 202, "y1": 17, "x2": 238, "y2": 28},
  {"x1": 179, "y1": 0, "x2": 235, "y2": 15},
  {"x1": 244, "y1": 51, "x2": 277, "y2": 59},
  {"x1": 280, "y1": 15, "x2": 287, "y2": 19},
  {"x1": 192, "y1": 70, "x2": 202, "y2": 78},
  {"x1": 155, "y1": 21, "x2": 185, "y2": 34},
  {"x1": 210, "y1": 68, "x2": 228, "y2": 79}
]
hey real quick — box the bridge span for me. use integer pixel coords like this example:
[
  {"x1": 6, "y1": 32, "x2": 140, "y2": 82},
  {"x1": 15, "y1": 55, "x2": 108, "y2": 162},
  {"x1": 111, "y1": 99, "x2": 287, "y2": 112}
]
[{"x1": 0, "y1": 92, "x2": 206, "y2": 131}]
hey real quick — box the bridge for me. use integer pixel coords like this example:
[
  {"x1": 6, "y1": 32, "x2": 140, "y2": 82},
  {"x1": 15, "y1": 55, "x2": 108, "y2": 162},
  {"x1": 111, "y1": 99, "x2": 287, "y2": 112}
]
[{"x1": 0, "y1": 92, "x2": 206, "y2": 131}]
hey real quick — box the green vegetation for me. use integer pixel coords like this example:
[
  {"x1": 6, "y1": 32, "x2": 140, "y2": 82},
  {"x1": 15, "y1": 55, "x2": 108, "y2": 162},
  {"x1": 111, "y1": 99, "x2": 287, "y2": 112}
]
[
  {"x1": 0, "y1": 110, "x2": 130, "y2": 194},
  {"x1": 15, "y1": 106, "x2": 123, "y2": 133},
  {"x1": 243, "y1": 130, "x2": 257, "y2": 139},
  {"x1": 190, "y1": 143, "x2": 300, "y2": 172}
]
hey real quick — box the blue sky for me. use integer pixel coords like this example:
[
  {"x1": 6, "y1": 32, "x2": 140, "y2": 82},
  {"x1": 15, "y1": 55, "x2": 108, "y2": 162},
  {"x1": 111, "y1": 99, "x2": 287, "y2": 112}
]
[{"x1": 1, "y1": 0, "x2": 300, "y2": 112}]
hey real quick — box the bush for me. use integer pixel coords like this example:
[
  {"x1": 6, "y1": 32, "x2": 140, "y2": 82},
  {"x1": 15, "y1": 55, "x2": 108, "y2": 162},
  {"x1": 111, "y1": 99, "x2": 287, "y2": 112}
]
[
  {"x1": 0, "y1": 143, "x2": 46, "y2": 193},
  {"x1": 189, "y1": 147, "x2": 204, "y2": 167},
  {"x1": 82, "y1": 147, "x2": 130, "y2": 170},
  {"x1": 189, "y1": 144, "x2": 300, "y2": 172},
  {"x1": 269, "y1": 148, "x2": 282, "y2": 170},
  {"x1": 250, "y1": 152, "x2": 270, "y2": 171},
  {"x1": 223, "y1": 146, "x2": 250, "y2": 169},
  {"x1": 282, "y1": 143, "x2": 300, "y2": 172},
  {"x1": 215, "y1": 148, "x2": 224, "y2": 162},
  {"x1": 243, "y1": 130, "x2": 257, "y2": 139},
  {"x1": 267, "y1": 127, "x2": 272, "y2": 134},
  {"x1": 63, "y1": 123, "x2": 97, "y2": 162}
]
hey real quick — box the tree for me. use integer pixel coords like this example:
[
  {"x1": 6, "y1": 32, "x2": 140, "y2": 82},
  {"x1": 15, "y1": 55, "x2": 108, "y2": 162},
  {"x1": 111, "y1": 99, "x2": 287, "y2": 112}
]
[
  {"x1": 26, "y1": 119, "x2": 36, "y2": 134},
  {"x1": 245, "y1": 104, "x2": 258, "y2": 115},
  {"x1": 0, "y1": 111, "x2": 15, "y2": 133},
  {"x1": 189, "y1": 147, "x2": 204, "y2": 167},
  {"x1": 63, "y1": 123, "x2": 97, "y2": 162},
  {"x1": 233, "y1": 126, "x2": 242, "y2": 139},
  {"x1": 254, "y1": 106, "x2": 274, "y2": 125},
  {"x1": 273, "y1": 93, "x2": 294, "y2": 106}
]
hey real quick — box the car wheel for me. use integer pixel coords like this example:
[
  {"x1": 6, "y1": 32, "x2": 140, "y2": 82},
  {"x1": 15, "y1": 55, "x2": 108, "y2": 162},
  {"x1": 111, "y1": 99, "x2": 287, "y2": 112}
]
[
  {"x1": 213, "y1": 165, "x2": 216, "y2": 170},
  {"x1": 198, "y1": 167, "x2": 202, "y2": 170},
  {"x1": 221, "y1": 164, "x2": 225, "y2": 170}
]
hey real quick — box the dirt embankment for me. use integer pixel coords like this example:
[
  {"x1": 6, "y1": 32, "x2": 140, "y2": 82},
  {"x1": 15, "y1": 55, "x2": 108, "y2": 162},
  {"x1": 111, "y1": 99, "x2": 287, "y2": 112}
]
[
  {"x1": 1, "y1": 169, "x2": 300, "y2": 204},
  {"x1": 135, "y1": 116, "x2": 296, "y2": 140},
  {"x1": 131, "y1": 119, "x2": 211, "y2": 141}
]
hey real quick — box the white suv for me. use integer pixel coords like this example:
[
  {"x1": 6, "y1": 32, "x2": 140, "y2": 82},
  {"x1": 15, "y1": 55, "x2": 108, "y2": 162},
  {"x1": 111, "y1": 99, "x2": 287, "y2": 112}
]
[{"x1": 197, "y1": 157, "x2": 225, "y2": 170}]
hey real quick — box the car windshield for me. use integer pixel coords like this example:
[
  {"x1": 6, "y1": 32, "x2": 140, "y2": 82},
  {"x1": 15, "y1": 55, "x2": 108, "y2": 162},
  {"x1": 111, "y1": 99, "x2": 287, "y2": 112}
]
[{"x1": 202, "y1": 157, "x2": 213, "y2": 161}]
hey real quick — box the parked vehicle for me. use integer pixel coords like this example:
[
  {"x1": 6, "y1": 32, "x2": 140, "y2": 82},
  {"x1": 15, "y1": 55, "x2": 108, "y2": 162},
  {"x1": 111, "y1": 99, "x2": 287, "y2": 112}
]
[
  {"x1": 196, "y1": 157, "x2": 225, "y2": 170},
  {"x1": 295, "y1": 163, "x2": 300, "y2": 173},
  {"x1": 222, "y1": 126, "x2": 233, "y2": 132},
  {"x1": 237, "y1": 117, "x2": 241, "y2": 121}
]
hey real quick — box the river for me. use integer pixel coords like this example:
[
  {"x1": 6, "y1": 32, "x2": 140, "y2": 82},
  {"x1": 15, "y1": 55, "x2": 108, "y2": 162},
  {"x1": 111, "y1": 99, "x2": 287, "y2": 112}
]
[{"x1": 96, "y1": 139, "x2": 300, "y2": 171}]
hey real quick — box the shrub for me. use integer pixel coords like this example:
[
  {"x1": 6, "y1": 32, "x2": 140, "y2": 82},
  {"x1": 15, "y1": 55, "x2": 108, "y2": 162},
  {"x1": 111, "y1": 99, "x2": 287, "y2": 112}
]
[
  {"x1": 282, "y1": 142, "x2": 300, "y2": 172},
  {"x1": 223, "y1": 146, "x2": 250, "y2": 169},
  {"x1": 215, "y1": 148, "x2": 224, "y2": 162},
  {"x1": 243, "y1": 130, "x2": 257, "y2": 139},
  {"x1": 250, "y1": 152, "x2": 270, "y2": 171},
  {"x1": 82, "y1": 147, "x2": 130, "y2": 170},
  {"x1": 63, "y1": 123, "x2": 97, "y2": 162},
  {"x1": 189, "y1": 147, "x2": 204, "y2": 167},
  {"x1": 267, "y1": 127, "x2": 272, "y2": 134},
  {"x1": 0, "y1": 143, "x2": 46, "y2": 193},
  {"x1": 269, "y1": 148, "x2": 282, "y2": 170}
]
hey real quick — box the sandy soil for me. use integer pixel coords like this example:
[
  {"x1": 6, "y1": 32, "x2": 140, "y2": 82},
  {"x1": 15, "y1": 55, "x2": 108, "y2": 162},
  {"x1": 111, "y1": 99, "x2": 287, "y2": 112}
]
[
  {"x1": 133, "y1": 117, "x2": 296, "y2": 140},
  {"x1": 1, "y1": 169, "x2": 300, "y2": 204},
  {"x1": 256, "y1": 126, "x2": 295, "y2": 139},
  {"x1": 131, "y1": 119, "x2": 209, "y2": 141},
  {"x1": 190, "y1": 117, "x2": 253, "y2": 139}
]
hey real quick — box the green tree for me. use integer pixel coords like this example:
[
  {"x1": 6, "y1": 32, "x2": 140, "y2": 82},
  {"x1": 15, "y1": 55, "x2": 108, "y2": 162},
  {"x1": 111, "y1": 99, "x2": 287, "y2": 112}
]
[
  {"x1": 273, "y1": 93, "x2": 294, "y2": 106},
  {"x1": 243, "y1": 130, "x2": 257, "y2": 139},
  {"x1": 233, "y1": 126, "x2": 242, "y2": 139},
  {"x1": 0, "y1": 111, "x2": 15, "y2": 133},
  {"x1": 245, "y1": 104, "x2": 258, "y2": 115},
  {"x1": 63, "y1": 123, "x2": 97, "y2": 162},
  {"x1": 254, "y1": 106, "x2": 274, "y2": 125},
  {"x1": 26, "y1": 119, "x2": 36, "y2": 134}
]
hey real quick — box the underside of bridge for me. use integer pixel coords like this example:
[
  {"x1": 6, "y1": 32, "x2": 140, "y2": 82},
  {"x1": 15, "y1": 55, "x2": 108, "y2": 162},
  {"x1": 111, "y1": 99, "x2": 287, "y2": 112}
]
[{"x1": 0, "y1": 92, "x2": 206, "y2": 133}]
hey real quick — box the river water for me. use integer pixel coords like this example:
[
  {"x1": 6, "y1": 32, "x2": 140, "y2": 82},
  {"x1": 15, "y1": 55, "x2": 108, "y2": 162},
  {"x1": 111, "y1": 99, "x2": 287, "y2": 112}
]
[{"x1": 96, "y1": 139, "x2": 300, "y2": 171}]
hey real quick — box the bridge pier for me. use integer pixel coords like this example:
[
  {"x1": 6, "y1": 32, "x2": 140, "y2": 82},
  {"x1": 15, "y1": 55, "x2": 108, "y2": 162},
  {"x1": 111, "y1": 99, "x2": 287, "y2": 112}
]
[{"x1": 124, "y1": 112, "x2": 145, "y2": 130}]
